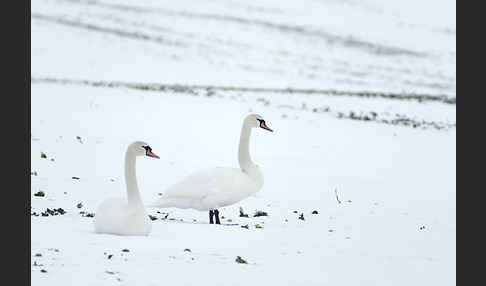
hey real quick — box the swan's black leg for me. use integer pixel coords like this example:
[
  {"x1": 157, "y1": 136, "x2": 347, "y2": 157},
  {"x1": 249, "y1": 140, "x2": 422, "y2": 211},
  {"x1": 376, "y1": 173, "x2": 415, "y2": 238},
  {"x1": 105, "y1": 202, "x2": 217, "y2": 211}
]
[
  {"x1": 209, "y1": 210, "x2": 214, "y2": 224},
  {"x1": 214, "y1": 209, "x2": 221, "y2": 224}
]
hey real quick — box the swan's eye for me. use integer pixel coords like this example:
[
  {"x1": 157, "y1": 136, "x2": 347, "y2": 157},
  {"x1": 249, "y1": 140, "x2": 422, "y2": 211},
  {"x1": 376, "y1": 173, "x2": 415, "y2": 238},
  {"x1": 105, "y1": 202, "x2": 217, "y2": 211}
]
[{"x1": 142, "y1": 145, "x2": 151, "y2": 151}]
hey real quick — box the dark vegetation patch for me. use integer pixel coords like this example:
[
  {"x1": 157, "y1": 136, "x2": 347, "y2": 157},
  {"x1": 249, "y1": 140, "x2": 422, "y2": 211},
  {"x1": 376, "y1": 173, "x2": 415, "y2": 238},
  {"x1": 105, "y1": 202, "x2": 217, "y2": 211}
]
[
  {"x1": 235, "y1": 256, "x2": 248, "y2": 264},
  {"x1": 253, "y1": 210, "x2": 268, "y2": 217},
  {"x1": 32, "y1": 77, "x2": 455, "y2": 105},
  {"x1": 32, "y1": 77, "x2": 455, "y2": 130},
  {"x1": 34, "y1": 208, "x2": 67, "y2": 217},
  {"x1": 336, "y1": 110, "x2": 455, "y2": 130},
  {"x1": 79, "y1": 211, "x2": 95, "y2": 217},
  {"x1": 148, "y1": 215, "x2": 158, "y2": 221},
  {"x1": 298, "y1": 213, "x2": 305, "y2": 221},
  {"x1": 31, "y1": 78, "x2": 456, "y2": 130},
  {"x1": 34, "y1": 191, "x2": 45, "y2": 197}
]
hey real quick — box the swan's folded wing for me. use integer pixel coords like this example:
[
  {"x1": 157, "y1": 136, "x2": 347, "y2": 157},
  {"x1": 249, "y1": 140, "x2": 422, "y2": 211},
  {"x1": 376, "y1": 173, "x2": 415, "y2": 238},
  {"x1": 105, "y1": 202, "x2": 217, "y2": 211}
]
[
  {"x1": 162, "y1": 167, "x2": 244, "y2": 199},
  {"x1": 150, "y1": 167, "x2": 259, "y2": 210}
]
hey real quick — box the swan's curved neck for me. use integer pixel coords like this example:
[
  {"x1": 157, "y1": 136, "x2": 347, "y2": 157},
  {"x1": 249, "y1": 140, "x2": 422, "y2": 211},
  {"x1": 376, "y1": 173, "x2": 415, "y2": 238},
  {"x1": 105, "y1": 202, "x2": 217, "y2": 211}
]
[
  {"x1": 125, "y1": 150, "x2": 142, "y2": 206},
  {"x1": 238, "y1": 123, "x2": 254, "y2": 172}
]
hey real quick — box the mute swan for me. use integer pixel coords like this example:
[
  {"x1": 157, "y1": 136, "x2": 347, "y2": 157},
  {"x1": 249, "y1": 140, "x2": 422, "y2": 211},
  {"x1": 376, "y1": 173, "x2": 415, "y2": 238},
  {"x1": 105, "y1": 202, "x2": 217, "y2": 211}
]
[
  {"x1": 94, "y1": 141, "x2": 160, "y2": 236},
  {"x1": 149, "y1": 114, "x2": 273, "y2": 224}
]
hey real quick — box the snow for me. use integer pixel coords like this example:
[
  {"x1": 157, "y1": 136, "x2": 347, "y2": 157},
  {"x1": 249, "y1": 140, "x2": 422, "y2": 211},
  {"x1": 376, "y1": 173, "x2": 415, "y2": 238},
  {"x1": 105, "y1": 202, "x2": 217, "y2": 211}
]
[
  {"x1": 32, "y1": 0, "x2": 456, "y2": 96},
  {"x1": 31, "y1": 0, "x2": 456, "y2": 285}
]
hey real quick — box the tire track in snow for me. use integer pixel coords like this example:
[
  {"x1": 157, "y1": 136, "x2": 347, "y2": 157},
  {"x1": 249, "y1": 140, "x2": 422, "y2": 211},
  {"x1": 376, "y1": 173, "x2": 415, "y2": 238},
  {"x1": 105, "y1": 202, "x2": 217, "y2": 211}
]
[
  {"x1": 60, "y1": 0, "x2": 427, "y2": 57},
  {"x1": 31, "y1": 13, "x2": 186, "y2": 47}
]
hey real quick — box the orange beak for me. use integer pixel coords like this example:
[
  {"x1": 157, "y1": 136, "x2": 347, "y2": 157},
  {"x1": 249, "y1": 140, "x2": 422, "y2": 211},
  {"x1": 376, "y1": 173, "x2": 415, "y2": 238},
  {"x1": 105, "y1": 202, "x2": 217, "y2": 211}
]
[
  {"x1": 260, "y1": 121, "x2": 273, "y2": 132},
  {"x1": 146, "y1": 150, "x2": 160, "y2": 159}
]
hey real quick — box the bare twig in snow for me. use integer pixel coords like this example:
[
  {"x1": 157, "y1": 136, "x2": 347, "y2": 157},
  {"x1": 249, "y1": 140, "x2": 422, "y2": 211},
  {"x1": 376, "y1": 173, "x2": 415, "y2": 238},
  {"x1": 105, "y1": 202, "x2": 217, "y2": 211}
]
[
  {"x1": 239, "y1": 207, "x2": 249, "y2": 217},
  {"x1": 334, "y1": 188, "x2": 342, "y2": 204}
]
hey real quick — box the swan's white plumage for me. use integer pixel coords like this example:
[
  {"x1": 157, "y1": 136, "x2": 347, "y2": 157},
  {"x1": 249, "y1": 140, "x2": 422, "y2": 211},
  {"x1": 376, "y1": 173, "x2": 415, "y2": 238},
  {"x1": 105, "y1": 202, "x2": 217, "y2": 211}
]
[
  {"x1": 94, "y1": 198, "x2": 152, "y2": 235},
  {"x1": 149, "y1": 114, "x2": 271, "y2": 212},
  {"x1": 150, "y1": 166, "x2": 263, "y2": 211},
  {"x1": 94, "y1": 141, "x2": 158, "y2": 236}
]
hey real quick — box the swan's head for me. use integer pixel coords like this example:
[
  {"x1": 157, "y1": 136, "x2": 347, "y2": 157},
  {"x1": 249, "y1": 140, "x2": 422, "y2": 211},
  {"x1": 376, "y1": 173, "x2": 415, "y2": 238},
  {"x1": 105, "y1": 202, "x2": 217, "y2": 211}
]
[
  {"x1": 129, "y1": 141, "x2": 160, "y2": 159},
  {"x1": 245, "y1": 114, "x2": 273, "y2": 132}
]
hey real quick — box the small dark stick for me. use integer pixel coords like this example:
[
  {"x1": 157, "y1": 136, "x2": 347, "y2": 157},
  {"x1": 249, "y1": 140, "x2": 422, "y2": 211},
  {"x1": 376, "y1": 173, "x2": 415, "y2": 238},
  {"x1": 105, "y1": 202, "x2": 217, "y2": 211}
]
[
  {"x1": 239, "y1": 207, "x2": 249, "y2": 217},
  {"x1": 334, "y1": 188, "x2": 341, "y2": 204}
]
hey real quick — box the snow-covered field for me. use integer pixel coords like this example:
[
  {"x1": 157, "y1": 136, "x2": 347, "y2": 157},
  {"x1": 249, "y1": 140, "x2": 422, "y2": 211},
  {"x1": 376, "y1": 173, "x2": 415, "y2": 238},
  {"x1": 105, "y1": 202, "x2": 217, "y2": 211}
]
[{"x1": 31, "y1": 0, "x2": 456, "y2": 285}]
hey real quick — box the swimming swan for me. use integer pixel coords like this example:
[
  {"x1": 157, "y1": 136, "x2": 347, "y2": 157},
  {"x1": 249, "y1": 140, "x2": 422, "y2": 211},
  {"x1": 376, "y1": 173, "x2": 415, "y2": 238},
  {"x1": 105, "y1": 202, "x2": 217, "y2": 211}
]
[
  {"x1": 94, "y1": 141, "x2": 160, "y2": 235},
  {"x1": 149, "y1": 114, "x2": 273, "y2": 224}
]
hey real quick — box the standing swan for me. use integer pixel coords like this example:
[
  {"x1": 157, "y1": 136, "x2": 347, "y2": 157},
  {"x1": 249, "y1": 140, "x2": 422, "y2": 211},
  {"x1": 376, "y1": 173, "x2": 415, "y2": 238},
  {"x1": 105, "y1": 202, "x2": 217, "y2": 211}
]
[
  {"x1": 94, "y1": 141, "x2": 160, "y2": 235},
  {"x1": 149, "y1": 114, "x2": 273, "y2": 224}
]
